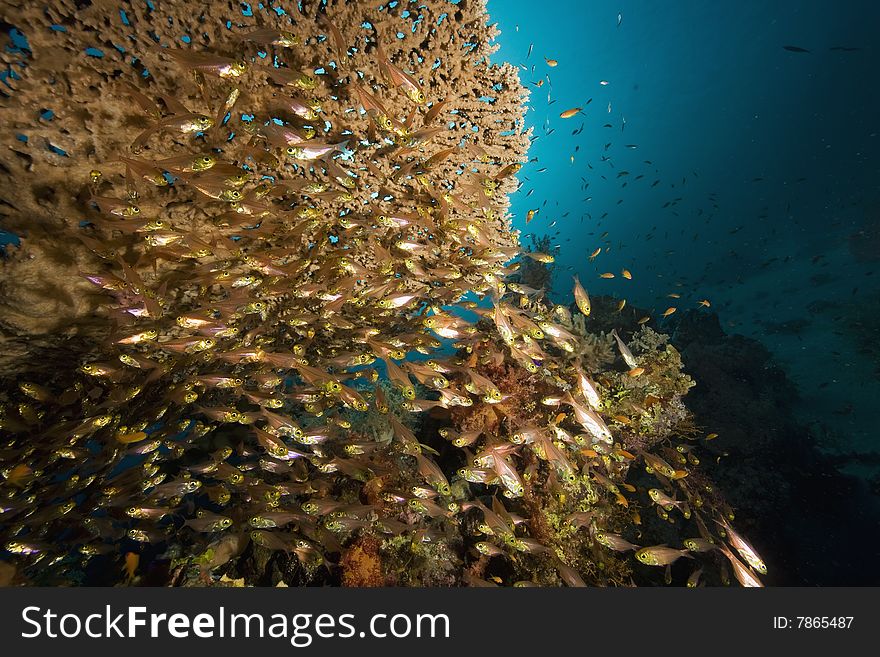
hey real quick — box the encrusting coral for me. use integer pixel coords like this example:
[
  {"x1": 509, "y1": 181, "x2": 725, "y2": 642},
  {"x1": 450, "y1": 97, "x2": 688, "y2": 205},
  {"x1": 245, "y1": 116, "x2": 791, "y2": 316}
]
[{"x1": 0, "y1": 1, "x2": 766, "y2": 587}]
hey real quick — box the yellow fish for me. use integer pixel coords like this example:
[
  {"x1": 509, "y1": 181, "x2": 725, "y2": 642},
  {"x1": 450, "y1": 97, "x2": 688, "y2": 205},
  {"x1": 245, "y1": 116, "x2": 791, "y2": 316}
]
[
  {"x1": 115, "y1": 431, "x2": 148, "y2": 444},
  {"x1": 572, "y1": 275, "x2": 591, "y2": 316},
  {"x1": 560, "y1": 107, "x2": 582, "y2": 119}
]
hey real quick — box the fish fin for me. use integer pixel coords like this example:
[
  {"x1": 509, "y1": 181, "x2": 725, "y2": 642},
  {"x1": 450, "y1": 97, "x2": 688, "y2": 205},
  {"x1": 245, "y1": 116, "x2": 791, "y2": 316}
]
[{"x1": 131, "y1": 125, "x2": 160, "y2": 151}]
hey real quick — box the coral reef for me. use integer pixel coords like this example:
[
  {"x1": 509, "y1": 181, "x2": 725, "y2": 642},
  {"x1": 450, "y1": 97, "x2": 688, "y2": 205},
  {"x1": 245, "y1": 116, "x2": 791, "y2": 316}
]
[
  {"x1": 0, "y1": 0, "x2": 529, "y2": 375},
  {"x1": 0, "y1": 1, "x2": 768, "y2": 588}
]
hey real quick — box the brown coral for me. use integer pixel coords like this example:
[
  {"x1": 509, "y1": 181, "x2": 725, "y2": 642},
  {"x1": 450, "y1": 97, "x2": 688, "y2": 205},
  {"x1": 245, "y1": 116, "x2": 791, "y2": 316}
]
[
  {"x1": 340, "y1": 535, "x2": 386, "y2": 587},
  {"x1": 0, "y1": 0, "x2": 530, "y2": 377}
]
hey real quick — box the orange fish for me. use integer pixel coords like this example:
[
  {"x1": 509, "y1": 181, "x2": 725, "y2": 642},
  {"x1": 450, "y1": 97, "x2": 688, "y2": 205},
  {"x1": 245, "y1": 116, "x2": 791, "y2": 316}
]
[
  {"x1": 560, "y1": 107, "x2": 582, "y2": 119},
  {"x1": 637, "y1": 316, "x2": 650, "y2": 324},
  {"x1": 123, "y1": 552, "x2": 139, "y2": 581},
  {"x1": 627, "y1": 367, "x2": 645, "y2": 377},
  {"x1": 526, "y1": 209, "x2": 538, "y2": 223},
  {"x1": 614, "y1": 493, "x2": 629, "y2": 507},
  {"x1": 667, "y1": 293, "x2": 681, "y2": 299},
  {"x1": 662, "y1": 307, "x2": 676, "y2": 317},
  {"x1": 589, "y1": 247, "x2": 602, "y2": 261},
  {"x1": 698, "y1": 299, "x2": 711, "y2": 307},
  {"x1": 622, "y1": 269, "x2": 632, "y2": 279},
  {"x1": 5, "y1": 464, "x2": 33, "y2": 487},
  {"x1": 600, "y1": 272, "x2": 615, "y2": 279},
  {"x1": 616, "y1": 299, "x2": 627, "y2": 312},
  {"x1": 545, "y1": 58, "x2": 558, "y2": 67}
]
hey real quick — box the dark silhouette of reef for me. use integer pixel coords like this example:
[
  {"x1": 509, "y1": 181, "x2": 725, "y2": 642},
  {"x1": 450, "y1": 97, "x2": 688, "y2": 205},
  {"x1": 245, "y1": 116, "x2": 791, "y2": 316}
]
[{"x1": 667, "y1": 309, "x2": 880, "y2": 585}]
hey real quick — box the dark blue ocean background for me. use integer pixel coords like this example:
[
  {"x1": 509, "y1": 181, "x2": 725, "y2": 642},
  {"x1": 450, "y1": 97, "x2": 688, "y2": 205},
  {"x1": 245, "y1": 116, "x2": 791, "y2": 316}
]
[{"x1": 489, "y1": 0, "x2": 880, "y2": 582}]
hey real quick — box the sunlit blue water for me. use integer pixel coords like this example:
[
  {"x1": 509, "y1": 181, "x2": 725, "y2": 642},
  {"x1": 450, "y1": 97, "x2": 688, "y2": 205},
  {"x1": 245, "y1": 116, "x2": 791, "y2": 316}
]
[{"x1": 490, "y1": 0, "x2": 880, "y2": 471}]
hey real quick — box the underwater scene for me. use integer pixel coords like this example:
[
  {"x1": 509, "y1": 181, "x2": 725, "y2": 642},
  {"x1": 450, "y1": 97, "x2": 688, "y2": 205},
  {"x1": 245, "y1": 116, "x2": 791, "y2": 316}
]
[{"x1": 0, "y1": 0, "x2": 877, "y2": 587}]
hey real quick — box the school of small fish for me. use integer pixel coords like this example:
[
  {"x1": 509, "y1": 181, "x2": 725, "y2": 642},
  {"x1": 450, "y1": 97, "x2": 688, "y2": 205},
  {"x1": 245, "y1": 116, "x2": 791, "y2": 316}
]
[{"x1": 0, "y1": 2, "x2": 766, "y2": 587}]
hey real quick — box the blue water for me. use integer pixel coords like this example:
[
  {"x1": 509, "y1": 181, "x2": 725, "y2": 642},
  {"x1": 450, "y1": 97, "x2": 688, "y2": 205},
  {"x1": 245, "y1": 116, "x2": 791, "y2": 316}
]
[{"x1": 490, "y1": 0, "x2": 880, "y2": 470}]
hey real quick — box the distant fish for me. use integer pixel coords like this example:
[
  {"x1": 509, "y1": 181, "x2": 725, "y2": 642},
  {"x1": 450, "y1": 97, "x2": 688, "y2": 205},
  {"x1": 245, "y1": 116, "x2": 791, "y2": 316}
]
[
  {"x1": 783, "y1": 45, "x2": 810, "y2": 53},
  {"x1": 617, "y1": 13, "x2": 622, "y2": 27}
]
